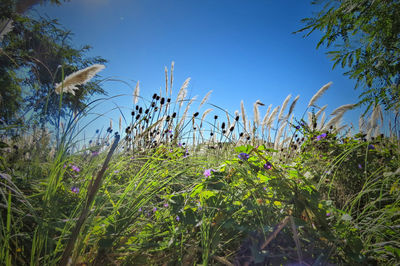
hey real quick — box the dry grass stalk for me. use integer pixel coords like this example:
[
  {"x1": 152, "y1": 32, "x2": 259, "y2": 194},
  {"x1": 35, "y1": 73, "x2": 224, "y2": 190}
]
[
  {"x1": 170, "y1": 61, "x2": 174, "y2": 95},
  {"x1": 369, "y1": 103, "x2": 382, "y2": 130},
  {"x1": 308, "y1": 81, "x2": 332, "y2": 108},
  {"x1": 278, "y1": 94, "x2": 292, "y2": 122},
  {"x1": 133, "y1": 81, "x2": 140, "y2": 104},
  {"x1": 241, "y1": 100, "x2": 247, "y2": 131},
  {"x1": 253, "y1": 101, "x2": 260, "y2": 127},
  {"x1": 262, "y1": 104, "x2": 272, "y2": 127},
  {"x1": 359, "y1": 116, "x2": 365, "y2": 133},
  {"x1": 319, "y1": 112, "x2": 326, "y2": 130},
  {"x1": 266, "y1": 106, "x2": 279, "y2": 128},
  {"x1": 119, "y1": 115, "x2": 122, "y2": 132},
  {"x1": 315, "y1": 104, "x2": 327, "y2": 120},
  {"x1": 55, "y1": 64, "x2": 105, "y2": 95},
  {"x1": 200, "y1": 108, "x2": 213, "y2": 127},
  {"x1": 288, "y1": 95, "x2": 300, "y2": 117},
  {"x1": 330, "y1": 104, "x2": 356, "y2": 117},
  {"x1": 274, "y1": 121, "x2": 287, "y2": 150},
  {"x1": 226, "y1": 111, "x2": 231, "y2": 127},
  {"x1": 165, "y1": 66, "x2": 168, "y2": 95},
  {"x1": 307, "y1": 112, "x2": 313, "y2": 127},
  {"x1": 177, "y1": 78, "x2": 191, "y2": 106},
  {"x1": 324, "y1": 113, "x2": 344, "y2": 130},
  {"x1": 199, "y1": 90, "x2": 213, "y2": 109}
]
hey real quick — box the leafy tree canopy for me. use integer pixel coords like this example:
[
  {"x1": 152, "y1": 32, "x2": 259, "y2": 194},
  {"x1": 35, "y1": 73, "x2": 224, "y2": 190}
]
[
  {"x1": 0, "y1": 0, "x2": 107, "y2": 129},
  {"x1": 296, "y1": 0, "x2": 400, "y2": 112}
]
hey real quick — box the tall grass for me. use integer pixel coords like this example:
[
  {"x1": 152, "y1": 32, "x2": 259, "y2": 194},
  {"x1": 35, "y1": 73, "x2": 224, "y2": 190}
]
[{"x1": 1, "y1": 64, "x2": 399, "y2": 265}]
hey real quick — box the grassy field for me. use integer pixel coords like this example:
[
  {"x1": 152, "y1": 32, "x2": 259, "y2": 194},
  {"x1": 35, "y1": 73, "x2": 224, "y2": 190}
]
[{"x1": 1, "y1": 66, "x2": 399, "y2": 265}]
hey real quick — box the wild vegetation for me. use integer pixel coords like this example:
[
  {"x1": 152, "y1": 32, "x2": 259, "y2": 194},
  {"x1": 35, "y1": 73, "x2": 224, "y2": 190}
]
[
  {"x1": 1, "y1": 62, "x2": 399, "y2": 265},
  {"x1": 1, "y1": 0, "x2": 400, "y2": 265}
]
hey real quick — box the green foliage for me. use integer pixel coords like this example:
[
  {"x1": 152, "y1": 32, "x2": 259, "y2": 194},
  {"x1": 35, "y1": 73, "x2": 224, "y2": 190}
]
[
  {"x1": 0, "y1": 3, "x2": 107, "y2": 129},
  {"x1": 297, "y1": 0, "x2": 400, "y2": 111}
]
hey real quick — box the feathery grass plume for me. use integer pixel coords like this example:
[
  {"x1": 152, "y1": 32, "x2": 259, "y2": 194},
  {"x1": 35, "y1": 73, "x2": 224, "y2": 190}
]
[
  {"x1": 319, "y1": 112, "x2": 326, "y2": 130},
  {"x1": 170, "y1": 61, "x2": 174, "y2": 95},
  {"x1": 336, "y1": 124, "x2": 347, "y2": 133},
  {"x1": 324, "y1": 113, "x2": 345, "y2": 130},
  {"x1": 133, "y1": 81, "x2": 140, "y2": 104},
  {"x1": 119, "y1": 115, "x2": 122, "y2": 132},
  {"x1": 110, "y1": 119, "x2": 113, "y2": 130},
  {"x1": 308, "y1": 81, "x2": 332, "y2": 108},
  {"x1": 266, "y1": 106, "x2": 279, "y2": 128},
  {"x1": 200, "y1": 108, "x2": 213, "y2": 127},
  {"x1": 226, "y1": 111, "x2": 231, "y2": 127},
  {"x1": 369, "y1": 103, "x2": 382, "y2": 130},
  {"x1": 253, "y1": 101, "x2": 260, "y2": 127},
  {"x1": 358, "y1": 116, "x2": 365, "y2": 133},
  {"x1": 55, "y1": 64, "x2": 105, "y2": 95},
  {"x1": 288, "y1": 95, "x2": 300, "y2": 117},
  {"x1": 330, "y1": 104, "x2": 356, "y2": 117},
  {"x1": 177, "y1": 96, "x2": 196, "y2": 130},
  {"x1": 274, "y1": 121, "x2": 287, "y2": 150},
  {"x1": 177, "y1": 78, "x2": 190, "y2": 107},
  {"x1": 241, "y1": 100, "x2": 247, "y2": 131},
  {"x1": 261, "y1": 104, "x2": 272, "y2": 129},
  {"x1": 278, "y1": 94, "x2": 292, "y2": 121},
  {"x1": 307, "y1": 111, "x2": 313, "y2": 127},
  {"x1": 315, "y1": 104, "x2": 327, "y2": 120},
  {"x1": 165, "y1": 66, "x2": 168, "y2": 95},
  {"x1": 199, "y1": 90, "x2": 213, "y2": 109}
]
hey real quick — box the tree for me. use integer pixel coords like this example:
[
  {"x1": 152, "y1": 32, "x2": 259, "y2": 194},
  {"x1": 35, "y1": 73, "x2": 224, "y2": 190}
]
[
  {"x1": 0, "y1": 0, "x2": 107, "y2": 129},
  {"x1": 296, "y1": 0, "x2": 400, "y2": 111}
]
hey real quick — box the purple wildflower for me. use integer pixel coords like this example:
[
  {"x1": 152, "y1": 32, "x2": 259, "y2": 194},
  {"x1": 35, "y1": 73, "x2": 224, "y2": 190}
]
[
  {"x1": 114, "y1": 170, "x2": 120, "y2": 174},
  {"x1": 138, "y1": 207, "x2": 142, "y2": 212},
  {"x1": 203, "y1": 168, "x2": 215, "y2": 178},
  {"x1": 91, "y1": 151, "x2": 99, "y2": 157},
  {"x1": 153, "y1": 207, "x2": 157, "y2": 212},
  {"x1": 238, "y1": 152, "x2": 250, "y2": 161},
  {"x1": 71, "y1": 165, "x2": 80, "y2": 173},
  {"x1": 63, "y1": 164, "x2": 66, "y2": 168},
  {"x1": 358, "y1": 164, "x2": 362, "y2": 169},
  {"x1": 263, "y1": 162, "x2": 272, "y2": 170},
  {"x1": 316, "y1": 133, "x2": 327, "y2": 141},
  {"x1": 368, "y1": 144, "x2": 375, "y2": 150},
  {"x1": 176, "y1": 215, "x2": 180, "y2": 222},
  {"x1": 163, "y1": 203, "x2": 169, "y2": 208},
  {"x1": 71, "y1": 186, "x2": 79, "y2": 194}
]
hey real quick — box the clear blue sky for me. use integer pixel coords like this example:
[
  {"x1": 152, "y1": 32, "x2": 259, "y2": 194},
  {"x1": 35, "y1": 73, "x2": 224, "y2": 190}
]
[{"x1": 34, "y1": 0, "x2": 362, "y2": 136}]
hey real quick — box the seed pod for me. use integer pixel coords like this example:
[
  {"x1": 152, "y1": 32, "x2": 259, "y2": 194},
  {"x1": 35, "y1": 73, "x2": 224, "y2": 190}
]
[
  {"x1": 139, "y1": 107, "x2": 143, "y2": 114},
  {"x1": 156, "y1": 96, "x2": 160, "y2": 100},
  {"x1": 172, "y1": 112, "x2": 177, "y2": 118},
  {"x1": 160, "y1": 98, "x2": 165, "y2": 105},
  {"x1": 221, "y1": 122, "x2": 225, "y2": 129},
  {"x1": 193, "y1": 112, "x2": 199, "y2": 117},
  {"x1": 167, "y1": 98, "x2": 171, "y2": 103},
  {"x1": 131, "y1": 111, "x2": 135, "y2": 116},
  {"x1": 152, "y1": 93, "x2": 157, "y2": 99}
]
